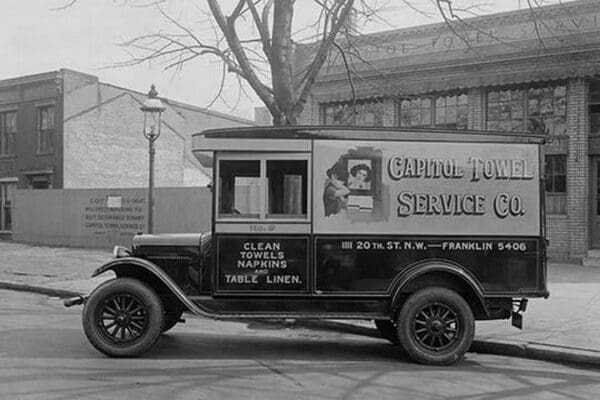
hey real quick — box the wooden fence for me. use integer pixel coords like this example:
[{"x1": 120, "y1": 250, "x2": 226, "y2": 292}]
[{"x1": 12, "y1": 187, "x2": 211, "y2": 248}]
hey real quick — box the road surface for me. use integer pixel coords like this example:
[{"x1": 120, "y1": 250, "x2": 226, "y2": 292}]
[{"x1": 1, "y1": 289, "x2": 599, "y2": 400}]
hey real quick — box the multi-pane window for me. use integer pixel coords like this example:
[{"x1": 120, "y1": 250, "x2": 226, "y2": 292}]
[
  {"x1": 218, "y1": 155, "x2": 309, "y2": 220},
  {"x1": 399, "y1": 93, "x2": 468, "y2": 129},
  {"x1": 28, "y1": 175, "x2": 52, "y2": 190},
  {"x1": 545, "y1": 155, "x2": 566, "y2": 214},
  {"x1": 487, "y1": 84, "x2": 567, "y2": 135},
  {"x1": 488, "y1": 84, "x2": 568, "y2": 214},
  {"x1": 527, "y1": 86, "x2": 567, "y2": 135},
  {"x1": 487, "y1": 89, "x2": 525, "y2": 132},
  {"x1": 399, "y1": 98, "x2": 432, "y2": 127},
  {"x1": 435, "y1": 94, "x2": 468, "y2": 129},
  {"x1": 37, "y1": 105, "x2": 54, "y2": 154},
  {"x1": 0, "y1": 111, "x2": 17, "y2": 156},
  {"x1": 590, "y1": 82, "x2": 600, "y2": 134},
  {"x1": 322, "y1": 99, "x2": 385, "y2": 126}
]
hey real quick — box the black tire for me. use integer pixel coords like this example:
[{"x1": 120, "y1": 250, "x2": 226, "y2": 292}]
[
  {"x1": 82, "y1": 278, "x2": 164, "y2": 357},
  {"x1": 396, "y1": 287, "x2": 474, "y2": 366},
  {"x1": 161, "y1": 298, "x2": 184, "y2": 334},
  {"x1": 374, "y1": 319, "x2": 400, "y2": 345}
]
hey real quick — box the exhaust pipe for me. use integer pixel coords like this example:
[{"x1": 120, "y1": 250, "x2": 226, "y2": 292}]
[{"x1": 64, "y1": 295, "x2": 88, "y2": 308}]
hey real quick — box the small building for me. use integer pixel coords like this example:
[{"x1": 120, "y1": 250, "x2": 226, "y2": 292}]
[
  {"x1": 297, "y1": 0, "x2": 600, "y2": 261},
  {"x1": 0, "y1": 68, "x2": 253, "y2": 236}
]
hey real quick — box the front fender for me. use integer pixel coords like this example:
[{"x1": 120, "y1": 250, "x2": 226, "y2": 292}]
[{"x1": 92, "y1": 257, "x2": 216, "y2": 319}]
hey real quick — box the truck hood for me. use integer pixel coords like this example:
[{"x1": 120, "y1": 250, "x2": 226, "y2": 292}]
[{"x1": 132, "y1": 233, "x2": 205, "y2": 247}]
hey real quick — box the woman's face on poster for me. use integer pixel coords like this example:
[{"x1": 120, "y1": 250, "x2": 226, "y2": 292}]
[{"x1": 355, "y1": 168, "x2": 368, "y2": 182}]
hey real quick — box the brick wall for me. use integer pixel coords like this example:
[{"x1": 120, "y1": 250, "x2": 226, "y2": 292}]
[
  {"x1": 468, "y1": 87, "x2": 484, "y2": 130},
  {"x1": 546, "y1": 215, "x2": 570, "y2": 260},
  {"x1": 382, "y1": 98, "x2": 396, "y2": 126},
  {"x1": 63, "y1": 94, "x2": 185, "y2": 188},
  {"x1": 298, "y1": 95, "x2": 320, "y2": 125},
  {"x1": 566, "y1": 78, "x2": 589, "y2": 259}
]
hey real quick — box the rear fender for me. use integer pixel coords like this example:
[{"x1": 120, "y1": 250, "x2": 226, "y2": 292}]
[{"x1": 389, "y1": 261, "x2": 489, "y2": 318}]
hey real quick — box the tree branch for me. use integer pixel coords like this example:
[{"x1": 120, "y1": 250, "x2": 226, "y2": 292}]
[
  {"x1": 207, "y1": 0, "x2": 278, "y2": 118},
  {"x1": 247, "y1": 0, "x2": 272, "y2": 62},
  {"x1": 294, "y1": 0, "x2": 355, "y2": 112}
]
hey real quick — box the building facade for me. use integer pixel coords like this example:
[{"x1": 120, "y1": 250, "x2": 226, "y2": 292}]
[
  {"x1": 0, "y1": 68, "x2": 253, "y2": 237},
  {"x1": 298, "y1": 0, "x2": 600, "y2": 260}
]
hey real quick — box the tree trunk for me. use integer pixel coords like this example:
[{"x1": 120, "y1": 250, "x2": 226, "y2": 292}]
[{"x1": 271, "y1": 0, "x2": 296, "y2": 125}]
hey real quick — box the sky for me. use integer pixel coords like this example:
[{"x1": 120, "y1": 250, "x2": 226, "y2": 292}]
[{"x1": 1, "y1": 0, "x2": 575, "y2": 120}]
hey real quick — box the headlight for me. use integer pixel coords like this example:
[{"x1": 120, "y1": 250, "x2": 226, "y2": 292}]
[{"x1": 112, "y1": 245, "x2": 131, "y2": 258}]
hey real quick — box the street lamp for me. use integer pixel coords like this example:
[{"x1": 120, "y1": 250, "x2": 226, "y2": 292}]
[{"x1": 141, "y1": 84, "x2": 166, "y2": 234}]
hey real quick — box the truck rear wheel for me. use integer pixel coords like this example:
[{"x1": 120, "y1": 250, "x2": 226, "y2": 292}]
[
  {"x1": 83, "y1": 278, "x2": 164, "y2": 357},
  {"x1": 374, "y1": 320, "x2": 399, "y2": 344},
  {"x1": 396, "y1": 287, "x2": 474, "y2": 365}
]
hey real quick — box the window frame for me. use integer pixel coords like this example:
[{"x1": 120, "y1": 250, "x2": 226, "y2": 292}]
[
  {"x1": 397, "y1": 92, "x2": 468, "y2": 130},
  {"x1": 321, "y1": 98, "x2": 385, "y2": 126},
  {"x1": 434, "y1": 93, "x2": 469, "y2": 129},
  {"x1": 544, "y1": 154, "x2": 567, "y2": 215},
  {"x1": 485, "y1": 83, "x2": 567, "y2": 135},
  {"x1": 36, "y1": 104, "x2": 55, "y2": 155},
  {"x1": 0, "y1": 109, "x2": 17, "y2": 157},
  {"x1": 0, "y1": 180, "x2": 17, "y2": 232},
  {"x1": 398, "y1": 97, "x2": 432, "y2": 128},
  {"x1": 215, "y1": 152, "x2": 312, "y2": 223}
]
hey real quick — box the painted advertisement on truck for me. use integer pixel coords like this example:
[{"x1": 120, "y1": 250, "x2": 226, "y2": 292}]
[
  {"x1": 216, "y1": 236, "x2": 309, "y2": 293},
  {"x1": 314, "y1": 140, "x2": 541, "y2": 236}
]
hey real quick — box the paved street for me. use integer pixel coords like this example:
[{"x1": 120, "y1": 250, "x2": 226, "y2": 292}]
[{"x1": 2, "y1": 289, "x2": 600, "y2": 400}]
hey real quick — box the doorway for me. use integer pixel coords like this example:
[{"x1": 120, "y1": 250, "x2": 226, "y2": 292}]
[
  {"x1": 0, "y1": 181, "x2": 15, "y2": 232},
  {"x1": 591, "y1": 157, "x2": 600, "y2": 248}
]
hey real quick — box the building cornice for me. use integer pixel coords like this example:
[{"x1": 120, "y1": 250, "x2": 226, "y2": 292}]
[
  {"x1": 0, "y1": 71, "x2": 60, "y2": 88},
  {"x1": 299, "y1": 0, "x2": 600, "y2": 91},
  {"x1": 347, "y1": 0, "x2": 598, "y2": 42}
]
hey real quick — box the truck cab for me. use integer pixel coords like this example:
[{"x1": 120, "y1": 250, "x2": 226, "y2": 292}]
[{"x1": 72, "y1": 126, "x2": 548, "y2": 365}]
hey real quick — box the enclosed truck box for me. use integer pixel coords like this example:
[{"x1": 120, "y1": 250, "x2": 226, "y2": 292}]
[{"x1": 69, "y1": 126, "x2": 548, "y2": 365}]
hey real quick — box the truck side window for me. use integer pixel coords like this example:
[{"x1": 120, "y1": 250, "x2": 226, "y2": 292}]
[
  {"x1": 267, "y1": 160, "x2": 307, "y2": 217},
  {"x1": 219, "y1": 160, "x2": 260, "y2": 218}
]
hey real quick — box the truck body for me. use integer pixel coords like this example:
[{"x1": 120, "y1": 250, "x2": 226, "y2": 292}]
[{"x1": 72, "y1": 126, "x2": 548, "y2": 365}]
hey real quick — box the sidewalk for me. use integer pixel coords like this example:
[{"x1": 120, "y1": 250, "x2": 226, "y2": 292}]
[
  {"x1": 1, "y1": 240, "x2": 599, "y2": 367},
  {"x1": 0, "y1": 241, "x2": 112, "y2": 296}
]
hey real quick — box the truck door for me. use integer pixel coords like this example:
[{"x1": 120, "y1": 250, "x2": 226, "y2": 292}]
[{"x1": 213, "y1": 152, "x2": 311, "y2": 294}]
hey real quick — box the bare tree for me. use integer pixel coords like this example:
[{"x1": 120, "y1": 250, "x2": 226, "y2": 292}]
[
  {"x1": 116, "y1": 0, "x2": 374, "y2": 125},
  {"x1": 55, "y1": 0, "x2": 417, "y2": 125},
  {"x1": 58, "y1": 0, "x2": 565, "y2": 125}
]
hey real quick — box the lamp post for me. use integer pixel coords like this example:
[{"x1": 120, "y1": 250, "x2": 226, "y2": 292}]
[{"x1": 141, "y1": 84, "x2": 166, "y2": 234}]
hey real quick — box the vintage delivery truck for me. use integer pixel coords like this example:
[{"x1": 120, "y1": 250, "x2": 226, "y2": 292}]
[{"x1": 67, "y1": 126, "x2": 549, "y2": 365}]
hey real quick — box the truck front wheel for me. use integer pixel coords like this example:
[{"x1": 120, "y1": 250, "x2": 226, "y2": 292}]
[
  {"x1": 396, "y1": 287, "x2": 474, "y2": 365},
  {"x1": 82, "y1": 278, "x2": 164, "y2": 357}
]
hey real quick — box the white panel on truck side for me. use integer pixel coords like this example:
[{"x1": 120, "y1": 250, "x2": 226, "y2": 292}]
[{"x1": 313, "y1": 140, "x2": 541, "y2": 236}]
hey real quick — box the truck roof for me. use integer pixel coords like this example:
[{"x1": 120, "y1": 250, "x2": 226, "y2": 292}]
[{"x1": 193, "y1": 125, "x2": 546, "y2": 146}]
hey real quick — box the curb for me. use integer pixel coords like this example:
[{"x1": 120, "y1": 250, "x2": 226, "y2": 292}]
[
  {"x1": 281, "y1": 319, "x2": 600, "y2": 368},
  {"x1": 471, "y1": 339, "x2": 600, "y2": 368},
  {"x1": 0, "y1": 281, "x2": 81, "y2": 298}
]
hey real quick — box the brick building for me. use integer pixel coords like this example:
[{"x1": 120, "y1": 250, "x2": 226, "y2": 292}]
[
  {"x1": 0, "y1": 68, "x2": 253, "y2": 236},
  {"x1": 298, "y1": 0, "x2": 600, "y2": 261}
]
